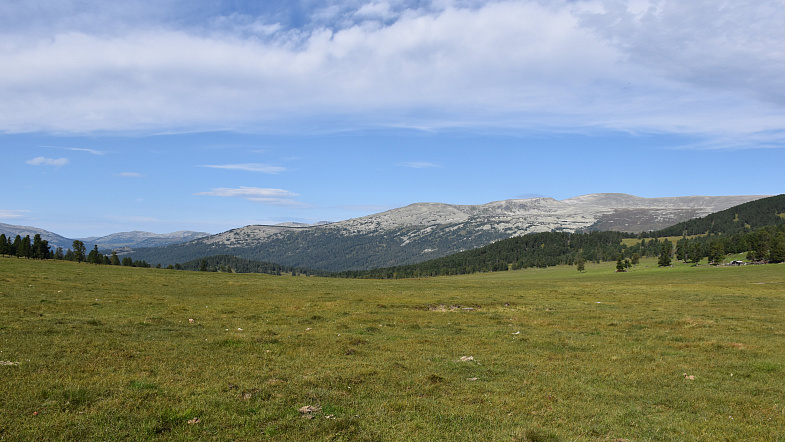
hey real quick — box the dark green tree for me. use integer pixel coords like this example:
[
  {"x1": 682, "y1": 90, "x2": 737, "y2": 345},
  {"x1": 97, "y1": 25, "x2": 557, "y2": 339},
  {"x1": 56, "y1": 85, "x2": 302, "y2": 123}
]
[
  {"x1": 72, "y1": 240, "x2": 86, "y2": 263},
  {"x1": 708, "y1": 241, "x2": 725, "y2": 265},
  {"x1": 32, "y1": 234, "x2": 51, "y2": 259},
  {"x1": 658, "y1": 240, "x2": 673, "y2": 267},
  {"x1": 689, "y1": 242, "x2": 702, "y2": 264},
  {"x1": 18, "y1": 235, "x2": 32, "y2": 259},
  {"x1": 11, "y1": 235, "x2": 22, "y2": 257},
  {"x1": 87, "y1": 245, "x2": 100, "y2": 264},
  {"x1": 110, "y1": 251, "x2": 121, "y2": 266},
  {"x1": 676, "y1": 238, "x2": 688, "y2": 262},
  {"x1": 749, "y1": 229, "x2": 771, "y2": 261},
  {"x1": 768, "y1": 233, "x2": 785, "y2": 263},
  {"x1": 576, "y1": 257, "x2": 586, "y2": 273},
  {"x1": 0, "y1": 234, "x2": 7, "y2": 256},
  {"x1": 616, "y1": 256, "x2": 625, "y2": 272}
]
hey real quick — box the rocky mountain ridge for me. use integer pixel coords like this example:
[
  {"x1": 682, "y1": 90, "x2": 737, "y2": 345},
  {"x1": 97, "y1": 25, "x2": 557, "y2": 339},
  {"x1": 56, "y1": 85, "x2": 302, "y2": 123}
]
[{"x1": 129, "y1": 193, "x2": 769, "y2": 271}]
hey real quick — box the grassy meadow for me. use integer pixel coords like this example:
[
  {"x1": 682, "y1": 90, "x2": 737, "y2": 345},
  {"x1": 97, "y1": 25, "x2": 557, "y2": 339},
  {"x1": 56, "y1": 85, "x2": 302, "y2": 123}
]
[{"x1": 1, "y1": 257, "x2": 784, "y2": 440}]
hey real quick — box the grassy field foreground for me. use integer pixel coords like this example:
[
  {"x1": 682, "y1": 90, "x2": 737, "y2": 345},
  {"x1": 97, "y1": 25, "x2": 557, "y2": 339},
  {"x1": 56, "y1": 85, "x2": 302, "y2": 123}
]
[{"x1": 1, "y1": 258, "x2": 784, "y2": 440}]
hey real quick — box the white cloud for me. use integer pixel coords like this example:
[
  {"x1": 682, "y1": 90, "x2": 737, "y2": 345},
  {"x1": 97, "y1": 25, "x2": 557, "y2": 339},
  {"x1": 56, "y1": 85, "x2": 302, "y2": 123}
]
[
  {"x1": 41, "y1": 145, "x2": 106, "y2": 155},
  {"x1": 355, "y1": 2, "x2": 396, "y2": 21},
  {"x1": 400, "y1": 161, "x2": 440, "y2": 168},
  {"x1": 0, "y1": 1, "x2": 783, "y2": 148},
  {"x1": 0, "y1": 209, "x2": 29, "y2": 219},
  {"x1": 26, "y1": 157, "x2": 69, "y2": 167},
  {"x1": 194, "y1": 186, "x2": 303, "y2": 206},
  {"x1": 116, "y1": 172, "x2": 143, "y2": 177},
  {"x1": 64, "y1": 147, "x2": 106, "y2": 155},
  {"x1": 199, "y1": 163, "x2": 286, "y2": 173}
]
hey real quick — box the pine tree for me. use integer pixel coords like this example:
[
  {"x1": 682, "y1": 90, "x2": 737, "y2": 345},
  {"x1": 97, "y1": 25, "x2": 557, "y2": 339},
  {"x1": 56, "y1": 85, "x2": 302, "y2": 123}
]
[
  {"x1": 708, "y1": 241, "x2": 726, "y2": 265},
  {"x1": 11, "y1": 235, "x2": 21, "y2": 257},
  {"x1": 19, "y1": 235, "x2": 32, "y2": 259},
  {"x1": 88, "y1": 245, "x2": 100, "y2": 264},
  {"x1": 770, "y1": 233, "x2": 785, "y2": 263},
  {"x1": 689, "y1": 242, "x2": 702, "y2": 264},
  {"x1": 32, "y1": 234, "x2": 50, "y2": 259},
  {"x1": 72, "y1": 240, "x2": 86, "y2": 263},
  {"x1": 658, "y1": 240, "x2": 673, "y2": 267}
]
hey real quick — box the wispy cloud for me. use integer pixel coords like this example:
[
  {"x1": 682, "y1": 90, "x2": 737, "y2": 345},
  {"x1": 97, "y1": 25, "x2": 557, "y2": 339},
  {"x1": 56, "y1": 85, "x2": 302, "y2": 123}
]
[
  {"x1": 194, "y1": 186, "x2": 303, "y2": 206},
  {"x1": 44, "y1": 146, "x2": 106, "y2": 155},
  {"x1": 0, "y1": 209, "x2": 29, "y2": 220},
  {"x1": 116, "y1": 172, "x2": 143, "y2": 178},
  {"x1": 199, "y1": 163, "x2": 286, "y2": 173},
  {"x1": 399, "y1": 162, "x2": 440, "y2": 169},
  {"x1": 26, "y1": 157, "x2": 69, "y2": 167}
]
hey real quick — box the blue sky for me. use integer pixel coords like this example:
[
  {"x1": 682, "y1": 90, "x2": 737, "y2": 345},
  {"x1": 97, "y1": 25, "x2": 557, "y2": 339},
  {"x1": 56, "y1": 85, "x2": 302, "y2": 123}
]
[{"x1": 2, "y1": 0, "x2": 784, "y2": 238}]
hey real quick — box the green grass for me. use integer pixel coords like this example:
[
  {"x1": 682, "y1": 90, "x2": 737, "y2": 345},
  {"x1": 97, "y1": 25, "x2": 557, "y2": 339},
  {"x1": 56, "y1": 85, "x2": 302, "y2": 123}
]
[{"x1": 1, "y1": 257, "x2": 784, "y2": 440}]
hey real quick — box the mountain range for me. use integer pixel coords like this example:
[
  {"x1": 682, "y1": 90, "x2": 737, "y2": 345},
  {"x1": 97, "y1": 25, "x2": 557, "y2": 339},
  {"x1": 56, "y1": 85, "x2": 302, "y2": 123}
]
[
  {"x1": 2, "y1": 193, "x2": 770, "y2": 272},
  {"x1": 0, "y1": 224, "x2": 209, "y2": 251},
  {"x1": 122, "y1": 193, "x2": 768, "y2": 271}
]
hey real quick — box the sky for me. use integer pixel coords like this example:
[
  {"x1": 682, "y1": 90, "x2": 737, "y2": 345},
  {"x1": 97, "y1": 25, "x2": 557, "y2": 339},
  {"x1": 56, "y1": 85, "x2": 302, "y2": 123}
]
[{"x1": 2, "y1": 0, "x2": 784, "y2": 238}]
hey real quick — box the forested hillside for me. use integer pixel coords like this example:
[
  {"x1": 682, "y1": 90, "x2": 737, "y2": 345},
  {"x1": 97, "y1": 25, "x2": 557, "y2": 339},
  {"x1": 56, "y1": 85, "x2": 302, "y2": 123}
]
[
  {"x1": 647, "y1": 194, "x2": 785, "y2": 237},
  {"x1": 335, "y1": 231, "x2": 637, "y2": 278},
  {"x1": 336, "y1": 195, "x2": 785, "y2": 278},
  {"x1": 125, "y1": 224, "x2": 507, "y2": 272}
]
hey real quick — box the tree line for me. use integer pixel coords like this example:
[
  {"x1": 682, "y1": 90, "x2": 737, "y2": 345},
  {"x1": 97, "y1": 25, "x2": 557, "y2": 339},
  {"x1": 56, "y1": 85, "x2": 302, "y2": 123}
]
[
  {"x1": 0, "y1": 234, "x2": 152, "y2": 267},
  {"x1": 0, "y1": 233, "x2": 52, "y2": 259},
  {"x1": 178, "y1": 254, "x2": 329, "y2": 276},
  {"x1": 334, "y1": 223, "x2": 785, "y2": 279}
]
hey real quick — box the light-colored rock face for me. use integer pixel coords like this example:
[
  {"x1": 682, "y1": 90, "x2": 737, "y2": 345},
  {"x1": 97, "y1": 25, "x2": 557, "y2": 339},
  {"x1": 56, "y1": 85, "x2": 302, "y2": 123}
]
[
  {"x1": 562, "y1": 193, "x2": 769, "y2": 215},
  {"x1": 197, "y1": 193, "x2": 770, "y2": 250}
]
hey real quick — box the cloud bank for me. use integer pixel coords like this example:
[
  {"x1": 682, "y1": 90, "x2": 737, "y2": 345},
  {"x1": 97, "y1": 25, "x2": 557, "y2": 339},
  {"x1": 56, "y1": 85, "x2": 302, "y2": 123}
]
[
  {"x1": 1, "y1": 0, "x2": 783, "y2": 147},
  {"x1": 26, "y1": 157, "x2": 69, "y2": 167}
]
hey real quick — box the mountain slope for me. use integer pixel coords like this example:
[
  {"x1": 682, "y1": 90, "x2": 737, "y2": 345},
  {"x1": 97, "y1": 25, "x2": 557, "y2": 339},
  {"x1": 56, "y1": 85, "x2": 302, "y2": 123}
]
[
  {"x1": 339, "y1": 194, "x2": 785, "y2": 279},
  {"x1": 0, "y1": 223, "x2": 74, "y2": 250},
  {"x1": 0, "y1": 224, "x2": 210, "y2": 250},
  {"x1": 127, "y1": 193, "x2": 768, "y2": 271},
  {"x1": 649, "y1": 194, "x2": 785, "y2": 237},
  {"x1": 83, "y1": 230, "x2": 211, "y2": 249}
]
